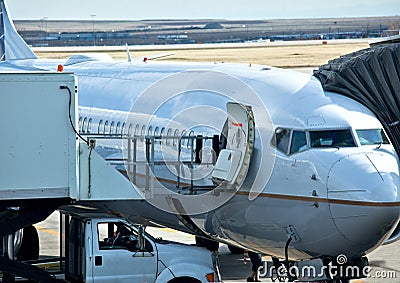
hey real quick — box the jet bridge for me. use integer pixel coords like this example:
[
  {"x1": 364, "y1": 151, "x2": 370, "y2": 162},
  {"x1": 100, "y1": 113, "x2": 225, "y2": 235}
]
[
  {"x1": 314, "y1": 43, "x2": 400, "y2": 156},
  {"x1": 313, "y1": 42, "x2": 400, "y2": 245}
]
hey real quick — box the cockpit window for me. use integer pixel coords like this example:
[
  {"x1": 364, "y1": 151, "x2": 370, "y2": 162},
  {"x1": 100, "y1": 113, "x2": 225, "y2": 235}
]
[
  {"x1": 272, "y1": 128, "x2": 291, "y2": 154},
  {"x1": 290, "y1": 131, "x2": 308, "y2": 154},
  {"x1": 310, "y1": 130, "x2": 356, "y2": 148},
  {"x1": 356, "y1": 129, "x2": 389, "y2": 145}
]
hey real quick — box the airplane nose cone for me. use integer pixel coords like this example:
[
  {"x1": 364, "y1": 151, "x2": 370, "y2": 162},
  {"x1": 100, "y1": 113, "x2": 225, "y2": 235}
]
[{"x1": 327, "y1": 152, "x2": 400, "y2": 252}]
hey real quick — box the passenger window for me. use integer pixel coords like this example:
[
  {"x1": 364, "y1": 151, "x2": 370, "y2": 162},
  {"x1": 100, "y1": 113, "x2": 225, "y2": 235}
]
[
  {"x1": 98, "y1": 120, "x2": 104, "y2": 134},
  {"x1": 128, "y1": 123, "x2": 133, "y2": 136},
  {"x1": 104, "y1": 120, "x2": 109, "y2": 134},
  {"x1": 82, "y1": 117, "x2": 87, "y2": 133},
  {"x1": 160, "y1": 127, "x2": 166, "y2": 144},
  {"x1": 78, "y1": 117, "x2": 83, "y2": 132},
  {"x1": 154, "y1": 127, "x2": 160, "y2": 144},
  {"x1": 110, "y1": 121, "x2": 115, "y2": 134},
  {"x1": 87, "y1": 118, "x2": 92, "y2": 133},
  {"x1": 116, "y1": 122, "x2": 121, "y2": 134},
  {"x1": 290, "y1": 131, "x2": 307, "y2": 154},
  {"x1": 120, "y1": 122, "x2": 125, "y2": 135},
  {"x1": 166, "y1": 128, "x2": 172, "y2": 146},
  {"x1": 272, "y1": 128, "x2": 291, "y2": 154},
  {"x1": 173, "y1": 129, "x2": 180, "y2": 146},
  {"x1": 187, "y1": 130, "x2": 194, "y2": 148},
  {"x1": 141, "y1": 125, "x2": 146, "y2": 138},
  {"x1": 130, "y1": 124, "x2": 137, "y2": 137}
]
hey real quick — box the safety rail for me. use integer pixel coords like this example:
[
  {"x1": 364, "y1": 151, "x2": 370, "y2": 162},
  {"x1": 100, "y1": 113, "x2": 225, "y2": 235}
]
[{"x1": 81, "y1": 133, "x2": 220, "y2": 194}]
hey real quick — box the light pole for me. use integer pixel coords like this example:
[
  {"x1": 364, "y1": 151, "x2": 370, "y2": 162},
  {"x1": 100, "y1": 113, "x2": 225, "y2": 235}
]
[
  {"x1": 90, "y1": 14, "x2": 96, "y2": 46},
  {"x1": 146, "y1": 25, "x2": 151, "y2": 44},
  {"x1": 41, "y1": 17, "x2": 48, "y2": 45}
]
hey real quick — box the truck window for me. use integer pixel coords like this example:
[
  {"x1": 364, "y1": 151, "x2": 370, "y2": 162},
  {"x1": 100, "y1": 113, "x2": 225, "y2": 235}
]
[
  {"x1": 97, "y1": 222, "x2": 153, "y2": 252},
  {"x1": 98, "y1": 222, "x2": 138, "y2": 251}
]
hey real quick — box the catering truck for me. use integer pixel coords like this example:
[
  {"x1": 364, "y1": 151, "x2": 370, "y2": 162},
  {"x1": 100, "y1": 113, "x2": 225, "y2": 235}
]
[
  {"x1": 0, "y1": 72, "x2": 220, "y2": 282},
  {"x1": 62, "y1": 210, "x2": 220, "y2": 283}
]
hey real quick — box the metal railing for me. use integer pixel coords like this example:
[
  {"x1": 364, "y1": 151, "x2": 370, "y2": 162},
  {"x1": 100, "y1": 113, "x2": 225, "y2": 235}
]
[{"x1": 81, "y1": 133, "x2": 219, "y2": 194}]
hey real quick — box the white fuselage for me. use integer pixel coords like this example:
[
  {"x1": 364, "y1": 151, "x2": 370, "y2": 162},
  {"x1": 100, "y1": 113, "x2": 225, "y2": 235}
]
[{"x1": 2, "y1": 57, "x2": 400, "y2": 261}]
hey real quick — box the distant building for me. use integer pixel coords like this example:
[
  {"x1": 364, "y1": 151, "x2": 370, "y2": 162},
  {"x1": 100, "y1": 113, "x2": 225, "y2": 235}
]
[{"x1": 203, "y1": 23, "x2": 224, "y2": 29}]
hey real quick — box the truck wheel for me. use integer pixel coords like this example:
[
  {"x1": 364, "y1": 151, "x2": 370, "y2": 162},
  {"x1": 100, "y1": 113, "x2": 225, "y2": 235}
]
[
  {"x1": 228, "y1": 244, "x2": 244, "y2": 254},
  {"x1": 168, "y1": 277, "x2": 201, "y2": 283},
  {"x1": 16, "y1": 225, "x2": 39, "y2": 261},
  {"x1": 195, "y1": 236, "x2": 219, "y2": 252}
]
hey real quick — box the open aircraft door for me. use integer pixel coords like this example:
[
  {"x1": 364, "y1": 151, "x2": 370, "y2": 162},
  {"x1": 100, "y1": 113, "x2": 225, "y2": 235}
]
[{"x1": 212, "y1": 102, "x2": 255, "y2": 188}]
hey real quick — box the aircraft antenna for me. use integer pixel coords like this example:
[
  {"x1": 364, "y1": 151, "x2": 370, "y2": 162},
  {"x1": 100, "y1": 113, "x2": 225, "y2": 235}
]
[{"x1": 126, "y1": 43, "x2": 131, "y2": 62}]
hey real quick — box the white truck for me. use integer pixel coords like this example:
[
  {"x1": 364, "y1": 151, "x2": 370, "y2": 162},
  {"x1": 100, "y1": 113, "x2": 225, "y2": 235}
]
[{"x1": 63, "y1": 210, "x2": 220, "y2": 283}]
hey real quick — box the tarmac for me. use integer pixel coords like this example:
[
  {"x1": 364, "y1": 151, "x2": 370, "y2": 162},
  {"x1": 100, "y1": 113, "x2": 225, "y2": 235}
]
[{"x1": 34, "y1": 212, "x2": 400, "y2": 283}]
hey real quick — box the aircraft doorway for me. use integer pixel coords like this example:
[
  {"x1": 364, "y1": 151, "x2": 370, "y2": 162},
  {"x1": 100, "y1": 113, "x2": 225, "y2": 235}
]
[{"x1": 212, "y1": 102, "x2": 255, "y2": 188}]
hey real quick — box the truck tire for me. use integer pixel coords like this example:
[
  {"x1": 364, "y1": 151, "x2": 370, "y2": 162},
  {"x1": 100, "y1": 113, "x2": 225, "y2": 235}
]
[
  {"x1": 195, "y1": 236, "x2": 219, "y2": 252},
  {"x1": 16, "y1": 225, "x2": 39, "y2": 261},
  {"x1": 168, "y1": 277, "x2": 201, "y2": 283},
  {"x1": 228, "y1": 244, "x2": 244, "y2": 254}
]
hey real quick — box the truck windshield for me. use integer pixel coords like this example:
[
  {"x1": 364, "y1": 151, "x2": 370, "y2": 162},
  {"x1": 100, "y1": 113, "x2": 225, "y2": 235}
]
[
  {"x1": 356, "y1": 129, "x2": 389, "y2": 145},
  {"x1": 310, "y1": 130, "x2": 356, "y2": 148}
]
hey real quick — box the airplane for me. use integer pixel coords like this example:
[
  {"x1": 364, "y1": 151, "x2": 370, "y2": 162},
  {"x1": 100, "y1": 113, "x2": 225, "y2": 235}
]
[{"x1": 1, "y1": 1, "x2": 400, "y2": 282}]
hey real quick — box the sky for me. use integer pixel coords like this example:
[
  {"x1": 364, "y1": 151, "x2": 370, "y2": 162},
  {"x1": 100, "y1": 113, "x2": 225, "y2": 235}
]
[{"x1": 7, "y1": 0, "x2": 400, "y2": 20}]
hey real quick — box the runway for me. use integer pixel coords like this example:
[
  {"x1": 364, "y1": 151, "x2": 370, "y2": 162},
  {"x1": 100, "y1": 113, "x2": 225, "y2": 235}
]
[
  {"x1": 35, "y1": 212, "x2": 399, "y2": 282},
  {"x1": 32, "y1": 38, "x2": 371, "y2": 53}
]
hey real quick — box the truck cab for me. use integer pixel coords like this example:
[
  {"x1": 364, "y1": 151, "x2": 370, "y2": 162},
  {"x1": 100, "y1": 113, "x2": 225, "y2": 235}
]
[{"x1": 64, "y1": 213, "x2": 220, "y2": 283}]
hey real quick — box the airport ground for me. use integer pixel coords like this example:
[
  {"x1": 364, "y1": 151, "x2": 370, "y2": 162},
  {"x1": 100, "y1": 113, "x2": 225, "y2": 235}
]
[
  {"x1": 35, "y1": 212, "x2": 399, "y2": 283},
  {"x1": 34, "y1": 39, "x2": 370, "y2": 68}
]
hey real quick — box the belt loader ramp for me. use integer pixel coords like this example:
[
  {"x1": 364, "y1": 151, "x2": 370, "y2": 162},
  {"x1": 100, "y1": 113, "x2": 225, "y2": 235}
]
[{"x1": 0, "y1": 72, "x2": 144, "y2": 282}]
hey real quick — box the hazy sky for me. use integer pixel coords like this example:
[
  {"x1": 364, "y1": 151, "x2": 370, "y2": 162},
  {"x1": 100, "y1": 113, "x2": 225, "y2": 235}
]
[{"x1": 7, "y1": 0, "x2": 400, "y2": 20}]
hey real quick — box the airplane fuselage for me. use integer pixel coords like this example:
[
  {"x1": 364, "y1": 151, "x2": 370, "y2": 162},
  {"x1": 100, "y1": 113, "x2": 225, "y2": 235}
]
[{"x1": 2, "y1": 57, "x2": 400, "y2": 261}]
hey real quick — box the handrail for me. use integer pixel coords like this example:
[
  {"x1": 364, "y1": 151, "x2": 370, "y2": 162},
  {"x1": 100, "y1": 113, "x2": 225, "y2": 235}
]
[{"x1": 79, "y1": 132, "x2": 219, "y2": 194}]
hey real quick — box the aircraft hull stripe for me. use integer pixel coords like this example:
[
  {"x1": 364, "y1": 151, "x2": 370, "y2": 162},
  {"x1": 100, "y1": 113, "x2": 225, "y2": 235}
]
[
  {"x1": 235, "y1": 191, "x2": 400, "y2": 207},
  {"x1": 120, "y1": 171, "x2": 400, "y2": 207}
]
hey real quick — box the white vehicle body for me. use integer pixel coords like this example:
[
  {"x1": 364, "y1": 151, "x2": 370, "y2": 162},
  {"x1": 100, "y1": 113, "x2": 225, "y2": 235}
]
[{"x1": 66, "y1": 213, "x2": 219, "y2": 283}]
